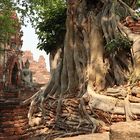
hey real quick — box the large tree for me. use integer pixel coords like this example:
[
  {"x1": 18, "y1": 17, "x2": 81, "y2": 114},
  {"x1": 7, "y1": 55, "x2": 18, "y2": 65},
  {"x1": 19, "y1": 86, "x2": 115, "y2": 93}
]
[{"x1": 23, "y1": 0, "x2": 140, "y2": 138}]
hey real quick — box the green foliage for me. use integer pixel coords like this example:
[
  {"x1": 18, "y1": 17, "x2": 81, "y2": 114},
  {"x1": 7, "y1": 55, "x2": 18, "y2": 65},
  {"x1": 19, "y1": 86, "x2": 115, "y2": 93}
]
[
  {"x1": 136, "y1": 0, "x2": 140, "y2": 15},
  {"x1": 0, "y1": 0, "x2": 17, "y2": 42},
  {"x1": 105, "y1": 35, "x2": 132, "y2": 52},
  {"x1": 0, "y1": 0, "x2": 66, "y2": 54},
  {"x1": 137, "y1": 0, "x2": 140, "y2": 7},
  {"x1": 36, "y1": 1, "x2": 66, "y2": 54},
  {"x1": 2, "y1": 0, "x2": 140, "y2": 54}
]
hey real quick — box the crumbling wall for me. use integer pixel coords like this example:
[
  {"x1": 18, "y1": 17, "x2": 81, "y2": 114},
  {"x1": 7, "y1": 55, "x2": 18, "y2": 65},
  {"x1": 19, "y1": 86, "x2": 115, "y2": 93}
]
[{"x1": 0, "y1": 99, "x2": 29, "y2": 140}]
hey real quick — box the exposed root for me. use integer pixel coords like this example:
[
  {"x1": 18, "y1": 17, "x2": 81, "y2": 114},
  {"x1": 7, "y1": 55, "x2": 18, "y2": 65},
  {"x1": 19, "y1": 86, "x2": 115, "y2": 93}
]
[
  {"x1": 28, "y1": 100, "x2": 35, "y2": 126},
  {"x1": 21, "y1": 85, "x2": 46, "y2": 105},
  {"x1": 118, "y1": 21, "x2": 140, "y2": 80},
  {"x1": 118, "y1": 0, "x2": 137, "y2": 15},
  {"x1": 87, "y1": 84, "x2": 140, "y2": 115},
  {"x1": 28, "y1": 93, "x2": 45, "y2": 125},
  {"x1": 25, "y1": 1, "x2": 140, "y2": 138},
  {"x1": 55, "y1": 97, "x2": 63, "y2": 121},
  {"x1": 124, "y1": 94, "x2": 135, "y2": 121},
  {"x1": 79, "y1": 98, "x2": 102, "y2": 132}
]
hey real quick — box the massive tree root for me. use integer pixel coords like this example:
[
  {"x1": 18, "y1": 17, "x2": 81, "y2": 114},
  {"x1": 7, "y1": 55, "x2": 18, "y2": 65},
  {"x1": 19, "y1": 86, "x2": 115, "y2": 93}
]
[{"x1": 23, "y1": 0, "x2": 140, "y2": 139}]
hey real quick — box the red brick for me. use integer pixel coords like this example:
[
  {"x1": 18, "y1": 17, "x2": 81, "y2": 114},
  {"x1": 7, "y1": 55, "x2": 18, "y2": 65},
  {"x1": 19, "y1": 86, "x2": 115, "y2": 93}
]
[
  {"x1": 22, "y1": 51, "x2": 50, "y2": 84},
  {"x1": 0, "y1": 109, "x2": 14, "y2": 113},
  {"x1": 2, "y1": 121, "x2": 14, "y2": 125},
  {"x1": 14, "y1": 127, "x2": 25, "y2": 134},
  {"x1": 130, "y1": 26, "x2": 140, "y2": 31},
  {"x1": 0, "y1": 116, "x2": 16, "y2": 121},
  {"x1": 14, "y1": 122, "x2": 28, "y2": 127},
  {"x1": 14, "y1": 119, "x2": 28, "y2": 124},
  {"x1": 127, "y1": 23, "x2": 135, "y2": 27},
  {"x1": 3, "y1": 128, "x2": 15, "y2": 135},
  {"x1": 0, "y1": 135, "x2": 19, "y2": 140}
]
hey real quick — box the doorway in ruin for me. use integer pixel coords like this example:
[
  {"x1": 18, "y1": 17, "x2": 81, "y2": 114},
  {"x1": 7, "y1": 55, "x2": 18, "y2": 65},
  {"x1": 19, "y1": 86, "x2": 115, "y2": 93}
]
[{"x1": 11, "y1": 63, "x2": 18, "y2": 86}]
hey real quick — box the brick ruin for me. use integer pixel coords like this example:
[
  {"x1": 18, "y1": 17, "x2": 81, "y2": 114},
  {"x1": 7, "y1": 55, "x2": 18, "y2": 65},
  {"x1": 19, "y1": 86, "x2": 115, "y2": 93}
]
[
  {"x1": 0, "y1": 100, "x2": 29, "y2": 140},
  {"x1": 0, "y1": 12, "x2": 50, "y2": 140},
  {"x1": 0, "y1": 12, "x2": 30, "y2": 140},
  {"x1": 0, "y1": 12, "x2": 23, "y2": 91},
  {"x1": 123, "y1": 16, "x2": 140, "y2": 33},
  {"x1": 0, "y1": 15, "x2": 140, "y2": 140},
  {"x1": 22, "y1": 51, "x2": 50, "y2": 84}
]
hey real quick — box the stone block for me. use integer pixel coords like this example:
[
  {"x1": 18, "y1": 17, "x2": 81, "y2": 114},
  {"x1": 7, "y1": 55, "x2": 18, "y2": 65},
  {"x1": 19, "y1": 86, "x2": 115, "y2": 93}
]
[
  {"x1": 55, "y1": 132, "x2": 110, "y2": 140},
  {"x1": 110, "y1": 121, "x2": 140, "y2": 140}
]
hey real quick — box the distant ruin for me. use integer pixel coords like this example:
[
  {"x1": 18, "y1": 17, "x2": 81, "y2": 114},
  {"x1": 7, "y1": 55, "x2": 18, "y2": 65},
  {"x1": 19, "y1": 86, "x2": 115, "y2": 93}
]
[{"x1": 22, "y1": 51, "x2": 50, "y2": 84}]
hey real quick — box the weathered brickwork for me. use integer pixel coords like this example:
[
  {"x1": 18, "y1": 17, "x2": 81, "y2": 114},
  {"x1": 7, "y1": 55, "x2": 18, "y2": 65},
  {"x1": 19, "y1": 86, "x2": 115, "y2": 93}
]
[
  {"x1": 0, "y1": 12, "x2": 23, "y2": 90},
  {"x1": 0, "y1": 99, "x2": 29, "y2": 140},
  {"x1": 123, "y1": 16, "x2": 140, "y2": 33},
  {"x1": 22, "y1": 51, "x2": 50, "y2": 84}
]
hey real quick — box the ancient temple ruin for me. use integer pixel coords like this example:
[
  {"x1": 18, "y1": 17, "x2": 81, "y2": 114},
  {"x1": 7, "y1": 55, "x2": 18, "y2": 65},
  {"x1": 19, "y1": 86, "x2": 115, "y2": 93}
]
[
  {"x1": 0, "y1": 12, "x2": 23, "y2": 91},
  {"x1": 0, "y1": 11, "x2": 50, "y2": 140},
  {"x1": 22, "y1": 51, "x2": 50, "y2": 84}
]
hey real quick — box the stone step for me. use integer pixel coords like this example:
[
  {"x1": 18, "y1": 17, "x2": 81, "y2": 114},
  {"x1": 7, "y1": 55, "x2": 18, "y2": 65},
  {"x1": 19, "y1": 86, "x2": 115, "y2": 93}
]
[
  {"x1": 110, "y1": 121, "x2": 140, "y2": 140},
  {"x1": 55, "y1": 132, "x2": 110, "y2": 140}
]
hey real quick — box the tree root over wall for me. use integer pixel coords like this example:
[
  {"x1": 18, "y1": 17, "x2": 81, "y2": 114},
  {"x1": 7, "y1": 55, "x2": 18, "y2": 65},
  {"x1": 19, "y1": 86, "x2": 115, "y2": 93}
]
[
  {"x1": 22, "y1": 0, "x2": 140, "y2": 139},
  {"x1": 22, "y1": 83, "x2": 140, "y2": 139}
]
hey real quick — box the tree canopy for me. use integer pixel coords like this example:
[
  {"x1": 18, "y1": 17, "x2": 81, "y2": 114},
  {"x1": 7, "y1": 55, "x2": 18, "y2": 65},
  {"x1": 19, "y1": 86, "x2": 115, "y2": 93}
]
[
  {"x1": 35, "y1": 0, "x2": 140, "y2": 54},
  {"x1": 1, "y1": 0, "x2": 140, "y2": 52},
  {"x1": 0, "y1": 0, "x2": 66, "y2": 53},
  {"x1": 22, "y1": 0, "x2": 140, "y2": 54},
  {"x1": 0, "y1": 0, "x2": 17, "y2": 42},
  {"x1": 35, "y1": 0, "x2": 66, "y2": 54}
]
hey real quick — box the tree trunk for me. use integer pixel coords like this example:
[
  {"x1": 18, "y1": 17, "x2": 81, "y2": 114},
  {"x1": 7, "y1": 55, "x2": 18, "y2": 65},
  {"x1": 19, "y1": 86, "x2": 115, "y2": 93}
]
[{"x1": 23, "y1": 0, "x2": 140, "y2": 138}]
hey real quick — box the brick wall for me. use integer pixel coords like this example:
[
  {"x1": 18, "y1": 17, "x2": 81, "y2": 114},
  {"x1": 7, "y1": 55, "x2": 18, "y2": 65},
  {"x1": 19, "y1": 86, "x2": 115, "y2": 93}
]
[
  {"x1": 22, "y1": 51, "x2": 50, "y2": 84},
  {"x1": 0, "y1": 99, "x2": 30, "y2": 140},
  {"x1": 123, "y1": 16, "x2": 140, "y2": 33}
]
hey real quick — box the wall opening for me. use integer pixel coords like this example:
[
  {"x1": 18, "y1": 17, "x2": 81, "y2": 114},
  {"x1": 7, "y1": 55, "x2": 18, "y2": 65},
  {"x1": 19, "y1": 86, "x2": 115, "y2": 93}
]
[{"x1": 11, "y1": 63, "x2": 18, "y2": 86}]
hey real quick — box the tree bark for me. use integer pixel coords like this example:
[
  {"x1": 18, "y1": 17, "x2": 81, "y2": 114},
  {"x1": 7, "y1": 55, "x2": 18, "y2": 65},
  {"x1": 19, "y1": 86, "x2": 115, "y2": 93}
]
[{"x1": 24, "y1": 0, "x2": 140, "y2": 138}]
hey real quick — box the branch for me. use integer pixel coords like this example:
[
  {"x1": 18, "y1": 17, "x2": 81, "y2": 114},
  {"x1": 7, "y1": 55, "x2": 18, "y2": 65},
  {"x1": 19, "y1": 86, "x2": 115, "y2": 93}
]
[
  {"x1": 118, "y1": 0, "x2": 137, "y2": 16},
  {"x1": 21, "y1": 86, "x2": 46, "y2": 105}
]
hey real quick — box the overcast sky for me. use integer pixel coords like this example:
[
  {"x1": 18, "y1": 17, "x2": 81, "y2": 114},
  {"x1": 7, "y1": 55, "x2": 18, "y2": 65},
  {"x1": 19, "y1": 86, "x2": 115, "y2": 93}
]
[{"x1": 21, "y1": 23, "x2": 50, "y2": 71}]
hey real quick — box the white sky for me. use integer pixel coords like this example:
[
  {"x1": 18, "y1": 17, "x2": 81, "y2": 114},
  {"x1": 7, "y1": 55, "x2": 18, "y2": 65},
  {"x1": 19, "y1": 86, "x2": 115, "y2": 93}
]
[{"x1": 21, "y1": 23, "x2": 50, "y2": 71}]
